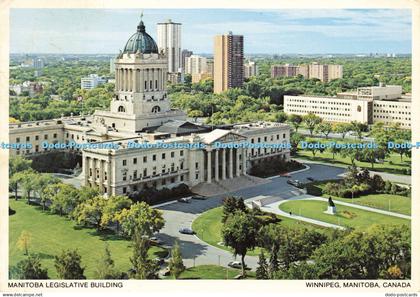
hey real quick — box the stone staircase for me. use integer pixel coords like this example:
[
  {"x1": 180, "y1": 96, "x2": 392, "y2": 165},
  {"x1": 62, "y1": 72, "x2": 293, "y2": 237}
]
[{"x1": 191, "y1": 175, "x2": 270, "y2": 197}]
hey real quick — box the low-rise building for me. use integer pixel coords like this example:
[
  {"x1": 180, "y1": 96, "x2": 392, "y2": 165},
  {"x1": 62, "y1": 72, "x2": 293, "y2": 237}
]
[
  {"x1": 81, "y1": 74, "x2": 107, "y2": 90},
  {"x1": 284, "y1": 85, "x2": 411, "y2": 128}
]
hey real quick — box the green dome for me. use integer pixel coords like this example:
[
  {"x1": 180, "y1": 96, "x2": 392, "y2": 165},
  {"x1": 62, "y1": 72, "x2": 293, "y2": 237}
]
[{"x1": 123, "y1": 21, "x2": 158, "y2": 54}]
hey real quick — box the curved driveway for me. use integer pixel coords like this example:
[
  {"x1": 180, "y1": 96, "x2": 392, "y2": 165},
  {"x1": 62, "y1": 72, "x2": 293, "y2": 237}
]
[{"x1": 155, "y1": 163, "x2": 346, "y2": 269}]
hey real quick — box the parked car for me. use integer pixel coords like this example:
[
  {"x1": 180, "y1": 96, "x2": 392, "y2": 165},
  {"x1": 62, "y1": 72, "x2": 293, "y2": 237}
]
[
  {"x1": 191, "y1": 195, "x2": 207, "y2": 200},
  {"x1": 154, "y1": 257, "x2": 165, "y2": 266},
  {"x1": 228, "y1": 261, "x2": 248, "y2": 270},
  {"x1": 149, "y1": 237, "x2": 163, "y2": 246},
  {"x1": 177, "y1": 197, "x2": 190, "y2": 203},
  {"x1": 160, "y1": 267, "x2": 171, "y2": 276},
  {"x1": 179, "y1": 228, "x2": 195, "y2": 235},
  {"x1": 287, "y1": 179, "x2": 303, "y2": 188},
  {"x1": 306, "y1": 177, "x2": 315, "y2": 181}
]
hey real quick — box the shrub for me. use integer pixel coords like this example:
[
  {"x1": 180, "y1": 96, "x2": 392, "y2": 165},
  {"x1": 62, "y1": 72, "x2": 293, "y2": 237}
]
[{"x1": 306, "y1": 184, "x2": 322, "y2": 196}]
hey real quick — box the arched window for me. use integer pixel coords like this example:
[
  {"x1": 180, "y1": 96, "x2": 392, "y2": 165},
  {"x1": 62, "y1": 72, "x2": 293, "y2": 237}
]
[
  {"x1": 152, "y1": 106, "x2": 161, "y2": 113},
  {"x1": 118, "y1": 106, "x2": 125, "y2": 112}
]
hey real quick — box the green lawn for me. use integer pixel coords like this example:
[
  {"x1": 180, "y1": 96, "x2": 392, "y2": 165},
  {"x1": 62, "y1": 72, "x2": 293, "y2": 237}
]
[
  {"x1": 310, "y1": 180, "x2": 411, "y2": 215},
  {"x1": 297, "y1": 148, "x2": 411, "y2": 175},
  {"x1": 9, "y1": 199, "x2": 167, "y2": 279},
  {"x1": 175, "y1": 265, "x2": 255, "y2": 280},
  {"x1": 278, "y1": 200, "x2": 410, "y2": 230},
  {"x1": 192, "y1": 207, "x2": 332, "y2": 256}
]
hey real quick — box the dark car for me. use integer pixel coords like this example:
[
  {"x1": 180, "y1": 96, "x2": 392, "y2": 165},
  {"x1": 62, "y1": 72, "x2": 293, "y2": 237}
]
[
  {"x1": 191, "y1": 195, "x2": 207, "y2": 200},
  {"x1": 179, "y1": 228, "x2": 195, "y2": 235},
  {"x1": 149, "y1": 237, "x2": 163, "y2": 246},
  {"x1": 287, "y1": 179, "x2": 303, "y2": 188},
  {"x1": 306, "y1": 177, "x2": 315, "y2": 182},
  {"x1": 177, "y1": 197, "x2": 190, "y2": 203}
]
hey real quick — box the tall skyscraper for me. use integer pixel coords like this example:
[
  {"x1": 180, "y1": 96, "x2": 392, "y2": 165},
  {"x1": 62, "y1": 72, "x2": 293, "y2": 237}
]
[
  {"x1": 181, "y1": 49, "x2": 193, "y2": 71},
  {"x1": 157, "y1": 19, "x2": 182, "y2": 73},
  {"x1": 213, "y1": 32, "x2": 244, "y2": 94}
]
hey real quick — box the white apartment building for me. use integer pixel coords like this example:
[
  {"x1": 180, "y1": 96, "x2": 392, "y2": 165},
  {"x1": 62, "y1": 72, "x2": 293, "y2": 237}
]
[
  {"x1": 284, "y1": 85, "x2": 411, "y2": 128},
  {"x1": 9, "y1": 18, "x2": 291, "y2": 197},
  {"x1": 185, "y1": 55, "x2": 208, "y2": 75},
  {"x1": 80, "y1": 74, "x2": 107, "y2": 90},
  {"x1": 244, "y1": 61, "x2": 259, "y2": 78},
  {"x1": 157, "y1": 19, "x2": 182, "y2": 73}
]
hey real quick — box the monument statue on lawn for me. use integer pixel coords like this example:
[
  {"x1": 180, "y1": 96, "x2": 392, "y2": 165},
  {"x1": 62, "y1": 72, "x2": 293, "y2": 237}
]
[{"x1": 325, "y1": 196, "x2": 337, "y2": 215}]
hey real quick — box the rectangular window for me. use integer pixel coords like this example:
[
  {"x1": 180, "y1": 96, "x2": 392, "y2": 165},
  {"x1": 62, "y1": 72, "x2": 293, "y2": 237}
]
[
  {"x1": 122, "y1": 160, "x2": 127, "y2": 166},
  {"x1": 153, "y1": 154, "x2": 156, "y2": 161},
  {"x1": 16, "y1": 137, "x2": 20, "y2": 143},
  {"x1": 133, "y1": 158, "x2": 137, "y2": 164},
  {"x1": 180, "y1": 150, "x2": 184, "y2": 156},
  {"x1": 53, "y1": 133, "x2": 57, "y2": 139},
  {"x1": 171, "y1": 152, "x2": 175, "y2": 158},
  {"x1": 195, "y1": 162, "x2": 199, "y2": 169},
  {"x1": 123, "y1": 187, "x2": 127, "y2": 194},
  {"x1": 26, "y1": 136, "x2": 30, "y2": 142},
  {"x1": 143, "y1": 156, "x2": 147, "y2": 163},
  {"x1": 35, "y1": 135, "x2": 39, "y2": 140},
  {"x1": 44, "y1": 135, "x2": 48, "y2": 140},
  {"x1": 162, "y1": 153, "x2": 166, "y2": 159}
]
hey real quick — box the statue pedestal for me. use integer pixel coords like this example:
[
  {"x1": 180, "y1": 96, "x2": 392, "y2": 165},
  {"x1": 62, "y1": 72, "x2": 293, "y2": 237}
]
[{"x1": 324, "y1": 205, "x2": 337, "y2": 215}]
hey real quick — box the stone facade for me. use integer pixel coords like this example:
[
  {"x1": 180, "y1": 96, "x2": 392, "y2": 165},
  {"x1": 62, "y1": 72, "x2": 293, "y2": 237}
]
[{"x1": 8, "y1": 18, "x2": 291, "y2": 197}]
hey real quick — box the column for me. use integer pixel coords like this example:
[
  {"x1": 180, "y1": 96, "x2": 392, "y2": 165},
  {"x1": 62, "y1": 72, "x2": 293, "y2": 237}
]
[
  {"x1": 145, "y1": 69, "x2": 149, "y2": 91},
  {"x1": 222, "y1": 149, "x2": 226, "y2": 180},
  {"x1": 207, "y1": 150, "x2": 212, "y2": 183},
  {"x1": 214, "y1": 150, "x2": 219, "y2": 181},
  {"x1": 242, "y1": 148, "x2": 247, "y2": 175},
  {"x1": 107, "y1": 159, "x2": 111, "y2": 196},
  {"x1": 123, "y1": 69, "x2": 127, "y2": 91},
  {"x1": 236, "y1": 149, "x2": 240, "y2": 177},
  {"x1": 140, "y1": 69, "x2": 144, "y2": 93},
  {"x1": 228, "y1": 148, "x2": 233, "y2": 178},
  {"x1": 83, "y1": 156, "x2": 89, "y2": 186},
  {"x1": 99, "y1": 159, "x2": 104, "y2": 193},
  {"x1": 153, "y1": 68, "x2": 158, "y2": 91}
]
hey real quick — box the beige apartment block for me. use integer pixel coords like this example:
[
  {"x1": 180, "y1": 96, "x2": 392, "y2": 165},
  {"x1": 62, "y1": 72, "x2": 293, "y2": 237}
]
[
  {"x1": 9, "y1": 18, "x2": 291, "y2": 197},
  {"x1": 213, "y1": 32, "x2": 244, "y2": 94}
]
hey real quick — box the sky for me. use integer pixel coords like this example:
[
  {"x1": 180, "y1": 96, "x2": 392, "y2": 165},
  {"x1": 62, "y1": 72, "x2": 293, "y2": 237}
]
[{"x1": 10, "y1": 9, "x2": 412, "y2": 55}]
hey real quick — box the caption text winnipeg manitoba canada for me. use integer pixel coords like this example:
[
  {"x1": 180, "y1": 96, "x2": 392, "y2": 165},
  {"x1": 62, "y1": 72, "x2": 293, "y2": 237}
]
[{"x1": 5, "y1": 8, "x2": 413, "y2": 289}]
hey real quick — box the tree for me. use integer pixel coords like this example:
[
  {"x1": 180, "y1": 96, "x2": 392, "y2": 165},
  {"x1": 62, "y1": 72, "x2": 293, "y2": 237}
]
[
  {"x1": 287, "y1": 114, "x2": 303, "y2": 132},
  {"x1": 101, "y1": 195, "x2": 132, "y2": 231},
  {"x1": 340, "y1": 147, "x2": 359, "y2": 165},
  {"x1": 316, "y1": 122, "x2": 333, "y2": 138},
  {"x1": 13, "y1": 169, "x2": 37, "y2": 204},
  {"x1": 129, "y1": 231, "x2": 159, "y2": 279},
  {"x1": 333, "y1": 122, "x2": 352, "y2": 139},
  {"x1": 76, "y1": 186, "x2": 100, "y2": 203},
  {"x1": 46, "y1": 183, "x2": 78, "y2": 216},
  {"x1": 188, "y1": 110, "x2": 204, "y2": 122},
  {"x1": 34, "y1": 174, "x2": 60, "y2": 211},
  {"x1": 73, "y1": 196, "x2": 108, "y2": 230},
  {"x1": 328, "y1": 145, "x2": 340, "y2": 160},
  {"x1": 9, "y1": 155, "x2": 32, "y2": 177},
  {"x1": 94, "y1": 244, "x2": 120, "y2": 279},
  {"x1": 350, "y1": 121, "x2": 367, "y2": 140},
  {"x1": 305, "y1": 139, "x2": 319, "y2": 158},
  {"x1": 392, "y1": 139, "x2": 409, "y2": 162},
  {"x1": 303, "y1": 113, "x2": 322, "y2": 136},
  {"x1": 54, "y1": 249, "x2": 86, "y2": 279},
  {"x1": 14, "y1": 255, "x2": 49, "y2": 279},
  {"x1": 290, "y1": 133, "x2": 304, "y2": 156},
  {"x1": 115, "y1": 202, "x2": 165, "y2": 238},
  {"x1": 256, "y1": 251, "x2": 269, "y2": 279},
  {"x1": 222, "y1": 196, "x2": 247, "y2": 223},
  {"x1": 16, "y1": 230, "x2": 32, "y2": 255},
  {"x1": 168, "y1": 240, "x2": 185, "y2": 279},
  {"x1": 222, "y1": 211, "x2": 259, "y2": 276}
]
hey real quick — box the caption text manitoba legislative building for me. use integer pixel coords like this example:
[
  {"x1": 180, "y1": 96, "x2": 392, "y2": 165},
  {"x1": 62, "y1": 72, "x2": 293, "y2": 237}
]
[{"x1": 9, "y1": 18, "x2": 291, "y2": 196}]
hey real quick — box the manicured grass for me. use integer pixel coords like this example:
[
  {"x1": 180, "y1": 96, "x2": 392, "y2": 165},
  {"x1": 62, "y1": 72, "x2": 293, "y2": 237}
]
[
  {"x1": 9, "y1": 199, "x2": 167, "y2": 279},
  {"x1": 278, "y1": 200, "x2": 410, "y2": 230},
  {"x1": 176, "y1": 265, "x2": 255, "y2": 280},
  {"x1": 311, "y1": 180, "x2": 411, "y2": 215},
  {"x1": 297, "y1": 149, "x2": 411, "y2": 175},
  {"x1": 192, "y1": 207, "x2": 332, "y2": 256}
]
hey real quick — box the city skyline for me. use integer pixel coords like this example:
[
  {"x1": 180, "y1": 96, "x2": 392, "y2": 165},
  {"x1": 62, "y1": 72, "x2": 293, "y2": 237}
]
[{"x1": 10, "y1": 9, "x2": 411, "y2": 55}]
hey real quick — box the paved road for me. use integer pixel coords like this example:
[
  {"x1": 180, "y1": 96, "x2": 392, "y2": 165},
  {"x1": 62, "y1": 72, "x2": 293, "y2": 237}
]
[{"x1": 155, "y1": 163, "x2": 346, "y2": 269}]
